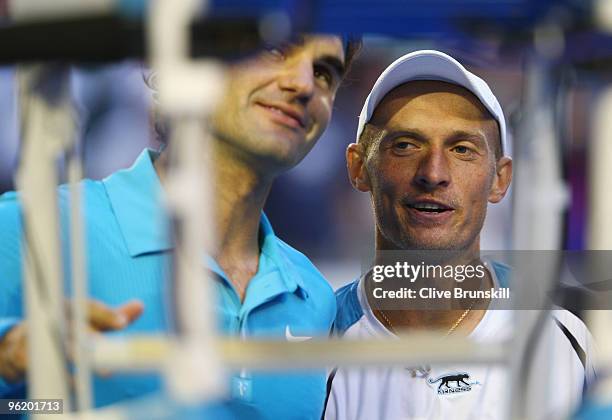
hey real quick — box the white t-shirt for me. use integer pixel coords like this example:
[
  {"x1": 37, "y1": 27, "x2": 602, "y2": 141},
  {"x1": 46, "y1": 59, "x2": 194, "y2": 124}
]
[{"x1": 325, "y1": 261, "x2": 596, "y2": 420}]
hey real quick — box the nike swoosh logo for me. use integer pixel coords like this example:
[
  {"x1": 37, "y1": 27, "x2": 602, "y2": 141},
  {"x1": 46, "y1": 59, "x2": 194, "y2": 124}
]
[{"x1": 285, "y1": 326, "x2": 312, "y2": 342}]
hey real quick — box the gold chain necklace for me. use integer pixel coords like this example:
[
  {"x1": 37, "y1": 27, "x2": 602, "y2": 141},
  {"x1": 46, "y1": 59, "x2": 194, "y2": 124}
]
[
  {"x1": 377, "y1": 305, "x2": 474, "y2": 379},
  {"x1": 377, "y1": 303, "x2": 474, "y2": 336}
]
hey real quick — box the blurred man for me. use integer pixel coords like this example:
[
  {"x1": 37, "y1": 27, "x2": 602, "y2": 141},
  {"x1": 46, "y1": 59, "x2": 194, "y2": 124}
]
[
  {"x1": 325, "y1": 50, "x2": 595, "y2": 420},
  {"x1": 0, "y1": 34, "x2": 359, "y2": 419}
]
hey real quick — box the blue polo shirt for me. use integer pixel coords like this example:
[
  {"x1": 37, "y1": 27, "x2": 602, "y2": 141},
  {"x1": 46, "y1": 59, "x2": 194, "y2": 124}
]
[{"x1": 0, "y1": 149, "x2": 336, "y2": 419}]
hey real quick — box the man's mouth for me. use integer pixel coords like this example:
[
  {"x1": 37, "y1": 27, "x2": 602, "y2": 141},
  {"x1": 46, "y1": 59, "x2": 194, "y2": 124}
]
[
  {"x1": 257, "y1": 102, "x2": 306, "y2": 129},
  {"x1": 408, "y1": 201, "x2": 453, "y2": 214},
  {"x1": 404, "y1": 200, "x2": 455, "y2": 222}
]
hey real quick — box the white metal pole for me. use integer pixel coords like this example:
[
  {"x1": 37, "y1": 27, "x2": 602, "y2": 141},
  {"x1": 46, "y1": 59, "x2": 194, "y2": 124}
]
[
  {"x1": 16, "y1": 64, "x2": 74, "y2": 414},
  {"x1": 148, "y1": 0, "x2": 226, "y2": 403},
  {"x1": 68, "y1": 148, "x2": 93, "y2": 411},
  {"x1": 586, "y1": 86, "x2": 612, "y2": 406},
  {"x1": 509, "y1": 55, "x2": 566, "y2": 420}
]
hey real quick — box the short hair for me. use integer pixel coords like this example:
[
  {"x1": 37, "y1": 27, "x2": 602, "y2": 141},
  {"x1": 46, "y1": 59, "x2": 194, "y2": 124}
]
[
  {"x1": 343, "y1": 36, "x2": 362, "y2": 75},
  {"x1": 148, "y1": 35, "x2": 362, "y2": 145}
]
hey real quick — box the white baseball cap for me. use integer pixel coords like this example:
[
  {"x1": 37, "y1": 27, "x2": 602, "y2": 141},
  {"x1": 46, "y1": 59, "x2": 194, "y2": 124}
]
[{"x1": 356, "y1": 50, "x2": 507, "y2": 156}]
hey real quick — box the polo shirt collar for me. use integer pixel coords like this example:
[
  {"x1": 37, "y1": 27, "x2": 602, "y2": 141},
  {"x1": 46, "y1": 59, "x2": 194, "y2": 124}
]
[
  {"x1": 258, "y1": 212, "x2": 308, "y2": 297},
  {"x1": 103, "y1": 149, "x2": 308, "y2": 298},
  {"x1": 103, "y1": 149, "x2": 172, "y2": 256},
  {"x1": 208, "y1": 213, "x2": 308, "y2": 301}
]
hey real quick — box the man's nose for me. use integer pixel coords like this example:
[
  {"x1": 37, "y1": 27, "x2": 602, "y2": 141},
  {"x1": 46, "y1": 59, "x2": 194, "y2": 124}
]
[
  {"x1": 413, "y1": 148, "x2": 451, "y2": 190},
  {"x1": 278, "y1": 56, "x2": 315, "y2": 102}
]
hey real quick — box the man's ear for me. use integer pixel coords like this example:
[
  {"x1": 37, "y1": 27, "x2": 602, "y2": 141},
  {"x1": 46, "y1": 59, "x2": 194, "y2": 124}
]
[
  {"x1": 346, "y1": 143, "x2": 371, "y2": 192},
  {"x1": 488, "y1": 156, "x2": 512, "y2": 203}
]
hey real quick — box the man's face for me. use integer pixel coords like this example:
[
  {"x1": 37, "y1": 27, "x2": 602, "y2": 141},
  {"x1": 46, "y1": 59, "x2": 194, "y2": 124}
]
[
  {"x1": 211, "y1": 35, "x2": 345, "y2": 173},
  {"x1": 348, "y1": 81, "x2": 512, "y2": 252}
]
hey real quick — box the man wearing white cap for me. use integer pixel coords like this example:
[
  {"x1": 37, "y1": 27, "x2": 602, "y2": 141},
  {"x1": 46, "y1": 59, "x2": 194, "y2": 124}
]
[{"x1": 324, "y1": 50, "x2": 595, "y2": 420}]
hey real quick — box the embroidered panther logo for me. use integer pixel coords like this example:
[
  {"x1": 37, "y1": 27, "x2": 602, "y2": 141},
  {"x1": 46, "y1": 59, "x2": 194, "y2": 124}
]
[{"x1": 427, "y1": 373, "x2": 473, "y2": 395}]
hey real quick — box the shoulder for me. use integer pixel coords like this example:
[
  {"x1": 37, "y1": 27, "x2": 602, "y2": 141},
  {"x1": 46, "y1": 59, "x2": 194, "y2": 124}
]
[
  {"x1": 550, "y1": 308, "x2": 596, "y2": 383},
  {"x1": 489, "y1": 260, "x2": 512, "y2": 288},
  {"x1": 0, "y1": 191, "x2": 22, "y2": 229},
  {"x1": 0, "y1": 179, "x2": 112, "y2": 219},
  {"x1": 552, "y1": 309, "x2": 589, "y2": 336},
  {"x1": 55, "y1": 180, "x2": 117, "y2": 227},
  {"x1": 551, "y1": 309, "x2": 592, "y2": 356},
  {"x1": 1, "y1": 178, "x2": 111, "y2": 213},
  {"x1": 56, "y1": 179, "x2": 110, "y2": 208},
  {"x1": 0, "y1": 179, "x2": 113, "y2": 249},
  {"x1": 333, "y1": 280, "x2": 364, "y2": 336},
  {"x1": 0, "y1": 191, "x2": 24, "y2": 269}
]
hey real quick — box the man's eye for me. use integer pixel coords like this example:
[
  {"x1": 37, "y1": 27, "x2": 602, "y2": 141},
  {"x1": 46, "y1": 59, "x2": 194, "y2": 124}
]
[
  {"x1": 453, "y1": 145, "x2": 472, "y2": 154},
  {"x1": 394, "y1": 141, "x2": 415, "y2": 150},
  {"x1": 314, "y1": 65, "x2": 334, "y2": 87}
]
